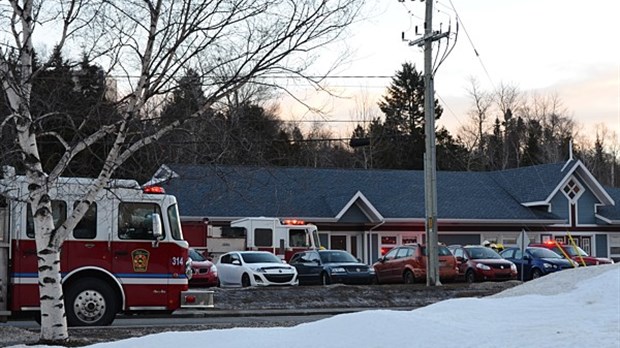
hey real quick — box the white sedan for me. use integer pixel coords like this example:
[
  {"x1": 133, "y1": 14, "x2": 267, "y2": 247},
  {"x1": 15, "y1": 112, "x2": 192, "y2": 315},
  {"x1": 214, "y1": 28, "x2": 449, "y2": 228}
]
[{"x1": 216, "y1": 251, "x2": 299, "y2": 287}]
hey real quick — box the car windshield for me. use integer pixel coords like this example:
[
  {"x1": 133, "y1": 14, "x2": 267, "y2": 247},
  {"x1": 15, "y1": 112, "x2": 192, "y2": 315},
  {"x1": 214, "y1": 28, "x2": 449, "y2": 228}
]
[
  {"x1": 529, "y1": 247, "x2": 562, "y2": 259},
  {"x1": 319, "y1": 251, "x2": 358, "y2": 263},
  {"x1": 241, "y1": 252, "x2": 282, "y2": 264},
  {"x1": 466, "y1": 247, "x2": 502, "y2": 259},
  {"x1": 188, "y1": 249, "x2": 206, "y2": 261},
  {"x1": 563, "y1": 245, "x2": 589, "y2": 257},
  {"x1": 421, "y1": 245, "x2": 452, "y2": 256}
]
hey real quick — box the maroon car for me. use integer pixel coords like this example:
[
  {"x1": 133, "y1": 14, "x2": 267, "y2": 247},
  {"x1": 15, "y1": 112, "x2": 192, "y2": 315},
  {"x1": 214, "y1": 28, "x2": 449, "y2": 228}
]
[
  {"x1": 452, "y1": 245, "x2": 517, "y2": 283},
  {"x1": 530, "y1": 241, "x2": 614, "y2": 266},
  {"x1": 188, "y1": 248, "x2": 219, "y2": 287},
  {"x1": 373, "y1": 244, "x2": 458, "y2": 284}
]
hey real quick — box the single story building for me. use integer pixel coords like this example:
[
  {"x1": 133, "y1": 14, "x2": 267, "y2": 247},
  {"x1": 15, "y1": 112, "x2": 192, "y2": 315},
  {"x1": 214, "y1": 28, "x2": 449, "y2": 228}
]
[{"x1": 151, "y1": 158, "x2": 620, "y2": 264}]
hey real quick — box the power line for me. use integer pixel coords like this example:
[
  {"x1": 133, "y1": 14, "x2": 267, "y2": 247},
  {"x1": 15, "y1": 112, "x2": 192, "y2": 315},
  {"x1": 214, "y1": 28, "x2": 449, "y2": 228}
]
[{"x1": 446, "y1": 0, "x2": 496, "y2": 90}]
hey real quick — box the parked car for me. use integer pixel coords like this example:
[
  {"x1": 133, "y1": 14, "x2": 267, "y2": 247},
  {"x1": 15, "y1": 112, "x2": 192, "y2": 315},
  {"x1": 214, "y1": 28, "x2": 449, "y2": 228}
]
[
  {"x1": 530, "y1": 241, "x2": 614, "y2": 266},
  {"x1": 216, "y1": 251, "x2": 298, "y2": 287},
  {"x1": 188, "y1": 248, "x2": 219, "y2": 287},
  {"x1": 451, "y1": 245, "x2": 518, "y2": 283},
  {"x1": 500, "y1": 247, "x2": 577, "y2": 280},
  {"x1": 373, "y1": 244, "x2": 458, "y2": 284},
  {"x1": 289, "y1": 249, "x2": 375, "y2": 285}
]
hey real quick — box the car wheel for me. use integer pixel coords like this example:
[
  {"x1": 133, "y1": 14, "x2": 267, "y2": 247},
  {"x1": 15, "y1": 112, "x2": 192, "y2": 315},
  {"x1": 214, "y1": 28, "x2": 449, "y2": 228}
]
[
  {"x1": 403, "y1": 270, "x2": 415, "y2": 284},
  {"x1": 320, "y1": 272, "x2": 331, "y2": 285},
  {"x1": 370, "y1": 275, "x2": 378, "y2": 285},
  {"x1": 465, "y1": 270, "x2": 476, "y2": 284},
  {"x1": 531, "y1": 269, "x2": 542, "y2": 280},
  {"x1": 241, "y1": 273, "x2": 251, "y2": 287},
  {"x1": 65, "y1": 278, "x2": 118, "y2": 327}
]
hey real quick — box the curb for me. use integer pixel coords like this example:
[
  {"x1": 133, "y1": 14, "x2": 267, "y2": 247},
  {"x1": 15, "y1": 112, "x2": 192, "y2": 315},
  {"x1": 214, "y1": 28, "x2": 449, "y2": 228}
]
[{"x1": 172, "y1": 306, "x2": 417, "y2": 318}]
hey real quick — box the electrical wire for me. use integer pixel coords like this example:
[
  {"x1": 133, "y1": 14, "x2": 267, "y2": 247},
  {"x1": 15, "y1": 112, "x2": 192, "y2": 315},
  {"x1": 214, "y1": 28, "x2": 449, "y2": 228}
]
[{"x1": 447, "y1": 0, "x2": 496, "y2": 90}]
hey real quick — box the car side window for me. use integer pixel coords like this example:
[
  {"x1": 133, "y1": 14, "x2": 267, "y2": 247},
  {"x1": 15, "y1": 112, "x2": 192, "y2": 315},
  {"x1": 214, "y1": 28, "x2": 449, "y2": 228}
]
[
  {"x1": 502, "y1": 249, "x2": 514, "y2": 258},
  {"x1": 230, "y1": 253, "x2": 240, "y2": 263},
  {"x1": 454, "y1": 248, "x2": 464, "y2": 259},
  {"x1": 515, "y1": 249, "x2": 523, "y2": 259},
  {"x1": 289, "y1": 254, "x2": 301, "y2": 263},
  {"x1": 220, "y1": 254, "x2": 231, "y2": 264},
  {"x1": 396, "y1": 248, "x2": 409, "y2": 259},
  {"x1": 384, "y1": 248, "x2": 399, "y2": 260},
  {"x1": 307, "y1": 252, "x2": 320, "y2": 263}
]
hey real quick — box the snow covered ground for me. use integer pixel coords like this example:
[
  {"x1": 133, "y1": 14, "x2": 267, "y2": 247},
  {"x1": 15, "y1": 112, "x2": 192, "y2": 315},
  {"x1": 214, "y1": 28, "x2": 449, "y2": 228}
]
[{"x1": 11, "y1": 263, "x2": 620, "y2": 348}]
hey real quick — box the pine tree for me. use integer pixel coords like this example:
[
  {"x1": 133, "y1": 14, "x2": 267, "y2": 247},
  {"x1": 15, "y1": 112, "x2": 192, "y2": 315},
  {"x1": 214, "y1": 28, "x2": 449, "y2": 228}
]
[{"x1": 374, "y1": 62, "x2": 443, "y2": 169}]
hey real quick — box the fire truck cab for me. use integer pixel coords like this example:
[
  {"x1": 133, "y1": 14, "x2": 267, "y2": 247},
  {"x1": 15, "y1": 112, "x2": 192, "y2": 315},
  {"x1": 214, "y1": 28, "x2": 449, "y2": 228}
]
[
  {"x1": 231, "y1": 217, "x2": 321, "y2": 261},
  {"x1": 0, "y1": 171, "x2": 213, "y2": 326}
]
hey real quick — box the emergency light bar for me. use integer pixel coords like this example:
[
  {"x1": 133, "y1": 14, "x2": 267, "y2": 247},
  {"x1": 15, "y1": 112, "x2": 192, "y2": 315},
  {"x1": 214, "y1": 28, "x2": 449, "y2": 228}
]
[
  {"x1": 282, "y1": 219, "x2": 305, "y2": 225},
  {"x1": 143, "y1": 186, "x2": 165, "y2": 194}
]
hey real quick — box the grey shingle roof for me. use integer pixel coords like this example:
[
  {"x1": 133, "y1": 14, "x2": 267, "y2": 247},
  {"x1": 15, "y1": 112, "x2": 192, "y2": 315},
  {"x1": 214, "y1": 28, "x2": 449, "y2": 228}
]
[
  {"x1": 487, "y1": 161, "x2": 572, "y2": 203},
  {"x1": 599, "y1": 186, "x2": 620, "y2": 221},
  {"x1": 160, "y1": 163, "x2": 577, "y2": 222}
]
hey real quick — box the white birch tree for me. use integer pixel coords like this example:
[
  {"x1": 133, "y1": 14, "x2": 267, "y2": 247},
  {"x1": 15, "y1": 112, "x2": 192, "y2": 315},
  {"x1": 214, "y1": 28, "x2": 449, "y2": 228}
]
[{"x1": 0, "y1": 0, "x2": 364, "y2": 343}]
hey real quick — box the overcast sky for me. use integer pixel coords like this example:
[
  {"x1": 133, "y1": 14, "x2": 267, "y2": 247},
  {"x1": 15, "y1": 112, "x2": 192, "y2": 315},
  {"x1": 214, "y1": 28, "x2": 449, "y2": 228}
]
[{"x1": 280, "y1": 0, "x2": 619, "y2": 146}]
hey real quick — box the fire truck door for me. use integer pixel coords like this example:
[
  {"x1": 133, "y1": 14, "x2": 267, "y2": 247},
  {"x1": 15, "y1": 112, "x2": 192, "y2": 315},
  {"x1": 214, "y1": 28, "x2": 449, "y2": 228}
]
[
  {"x1": 61, "y1": 202, "x2": 112, "y2": 279},
  {"x1": 112, "y1": 202, "x2": 169, "y2": 308}
]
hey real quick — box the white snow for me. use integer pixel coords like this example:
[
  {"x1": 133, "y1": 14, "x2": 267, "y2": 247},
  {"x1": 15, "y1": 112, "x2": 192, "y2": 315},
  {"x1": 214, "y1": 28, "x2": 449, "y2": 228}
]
[{"x1": 11, "y1": 264, "x2": 620, "y2": 348}]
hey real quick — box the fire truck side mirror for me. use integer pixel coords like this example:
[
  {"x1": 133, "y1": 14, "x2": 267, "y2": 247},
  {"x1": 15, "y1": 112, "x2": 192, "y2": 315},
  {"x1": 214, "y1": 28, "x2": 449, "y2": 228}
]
[{"x1": 152, "y1": 213, "x2": 163, "y2": 240}]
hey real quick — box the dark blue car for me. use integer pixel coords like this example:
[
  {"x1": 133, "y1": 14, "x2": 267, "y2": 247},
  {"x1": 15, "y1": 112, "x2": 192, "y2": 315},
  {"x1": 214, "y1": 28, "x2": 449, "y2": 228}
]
[
  {"x1": 500, "y1": 247, "x2": 577, "y2": 281},
  {"x1": 289, "y1": 249, "x2": 376, "y2": 285}
]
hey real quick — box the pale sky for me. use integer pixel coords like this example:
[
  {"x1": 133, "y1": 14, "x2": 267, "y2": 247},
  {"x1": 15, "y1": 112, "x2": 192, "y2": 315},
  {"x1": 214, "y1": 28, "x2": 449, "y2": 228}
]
[{"x1": 279, "y1": 0, "x2": 620, "y2": 146}]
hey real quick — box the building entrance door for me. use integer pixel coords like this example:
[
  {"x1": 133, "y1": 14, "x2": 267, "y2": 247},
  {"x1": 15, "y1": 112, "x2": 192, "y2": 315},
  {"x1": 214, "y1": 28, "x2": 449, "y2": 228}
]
[{"x1": 330, "y1": 235, "x2": 347, "y2": 251}]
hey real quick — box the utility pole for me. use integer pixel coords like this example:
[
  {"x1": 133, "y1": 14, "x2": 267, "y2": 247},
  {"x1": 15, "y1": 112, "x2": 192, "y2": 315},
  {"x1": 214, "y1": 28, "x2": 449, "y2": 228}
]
[{"x1": 405, "y1": 0, "x2": 450, "y2": 286}]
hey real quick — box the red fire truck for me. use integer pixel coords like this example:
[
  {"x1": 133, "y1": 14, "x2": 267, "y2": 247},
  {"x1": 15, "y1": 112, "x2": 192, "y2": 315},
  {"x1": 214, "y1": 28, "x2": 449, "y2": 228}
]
[
  {"x1": 184, "y1": 217, "x2": 321, "y2": 261},
  {"x1": 0, "y1": 171, "x2": 213, "y2": 326}
]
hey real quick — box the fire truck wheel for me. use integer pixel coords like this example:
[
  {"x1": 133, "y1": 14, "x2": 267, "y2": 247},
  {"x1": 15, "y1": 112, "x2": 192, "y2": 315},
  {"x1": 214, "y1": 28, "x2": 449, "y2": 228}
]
[
  {"x1": 65, "y1": 278, "x2": 118, "y2": 327},
  {"x1": 241, "y1": 273, "x2": 251, "y2": 287}
]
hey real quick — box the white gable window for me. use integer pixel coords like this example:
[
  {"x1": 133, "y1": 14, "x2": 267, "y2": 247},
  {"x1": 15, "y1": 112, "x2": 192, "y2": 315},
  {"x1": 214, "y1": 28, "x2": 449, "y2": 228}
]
[{"x1": 562, "y1": 178, "x2": 583, "y2": 201}]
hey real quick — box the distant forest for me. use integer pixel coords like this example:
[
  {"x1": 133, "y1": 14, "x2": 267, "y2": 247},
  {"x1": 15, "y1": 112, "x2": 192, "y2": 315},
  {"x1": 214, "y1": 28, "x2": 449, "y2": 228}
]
[{"x1": 2, "y1": 55, "x2": 617, "y2": 188}]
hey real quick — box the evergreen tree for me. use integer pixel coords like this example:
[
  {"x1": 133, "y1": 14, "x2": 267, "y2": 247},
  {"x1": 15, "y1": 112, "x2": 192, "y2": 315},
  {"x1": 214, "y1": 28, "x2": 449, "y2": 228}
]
[
  {"x1": 521, "y1": 119, "x2": 543, "y2": 166},
  {"x1": 1, "y1": 49, "x2": 121, "y2": 177},
  {"x1": 486, "y1": 118, "x2": 504, "y2": 170},
  {"x1": 374, "y1": 62, "x2": 443, "y2": 169}
]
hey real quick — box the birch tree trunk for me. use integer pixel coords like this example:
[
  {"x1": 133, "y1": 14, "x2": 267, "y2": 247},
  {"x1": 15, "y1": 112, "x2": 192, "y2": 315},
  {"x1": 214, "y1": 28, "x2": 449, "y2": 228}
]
[{"x1": 1, "y1": 0, "x2": 364, "y2": 344}]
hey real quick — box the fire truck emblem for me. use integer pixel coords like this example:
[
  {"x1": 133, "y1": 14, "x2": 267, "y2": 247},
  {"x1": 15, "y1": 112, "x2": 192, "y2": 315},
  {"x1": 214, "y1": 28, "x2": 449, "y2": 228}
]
[{"x1": 132, "y1": 249, "x2": 150, "y2": 272}]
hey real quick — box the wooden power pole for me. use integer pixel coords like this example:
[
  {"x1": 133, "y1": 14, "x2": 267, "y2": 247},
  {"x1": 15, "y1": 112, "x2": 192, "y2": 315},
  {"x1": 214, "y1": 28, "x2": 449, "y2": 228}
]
[{"x1": 405, "y1": 0, "x2": 450, "y2": 286}]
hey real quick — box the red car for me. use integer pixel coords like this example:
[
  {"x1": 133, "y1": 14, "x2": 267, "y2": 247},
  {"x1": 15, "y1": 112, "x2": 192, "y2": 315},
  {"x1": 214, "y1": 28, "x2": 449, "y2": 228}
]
[
  {"x1": 373, "y1": 244, "x2": 458, "y2": 284},
  {"x1": 188, "y1": 248, "x2": 219, "y2": 287},
  {"x1": 530, "y1": 241, "x2": 614, "y2": 266},
  {"x1": 452, "y1": 245, "x2": 518, "y2": 283}
]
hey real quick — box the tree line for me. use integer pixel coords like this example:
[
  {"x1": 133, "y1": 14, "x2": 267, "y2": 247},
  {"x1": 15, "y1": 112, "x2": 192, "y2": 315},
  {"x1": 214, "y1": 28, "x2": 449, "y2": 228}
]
[{"x1": 2, "y1": 58, "x2": 617, "y2": 187}]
